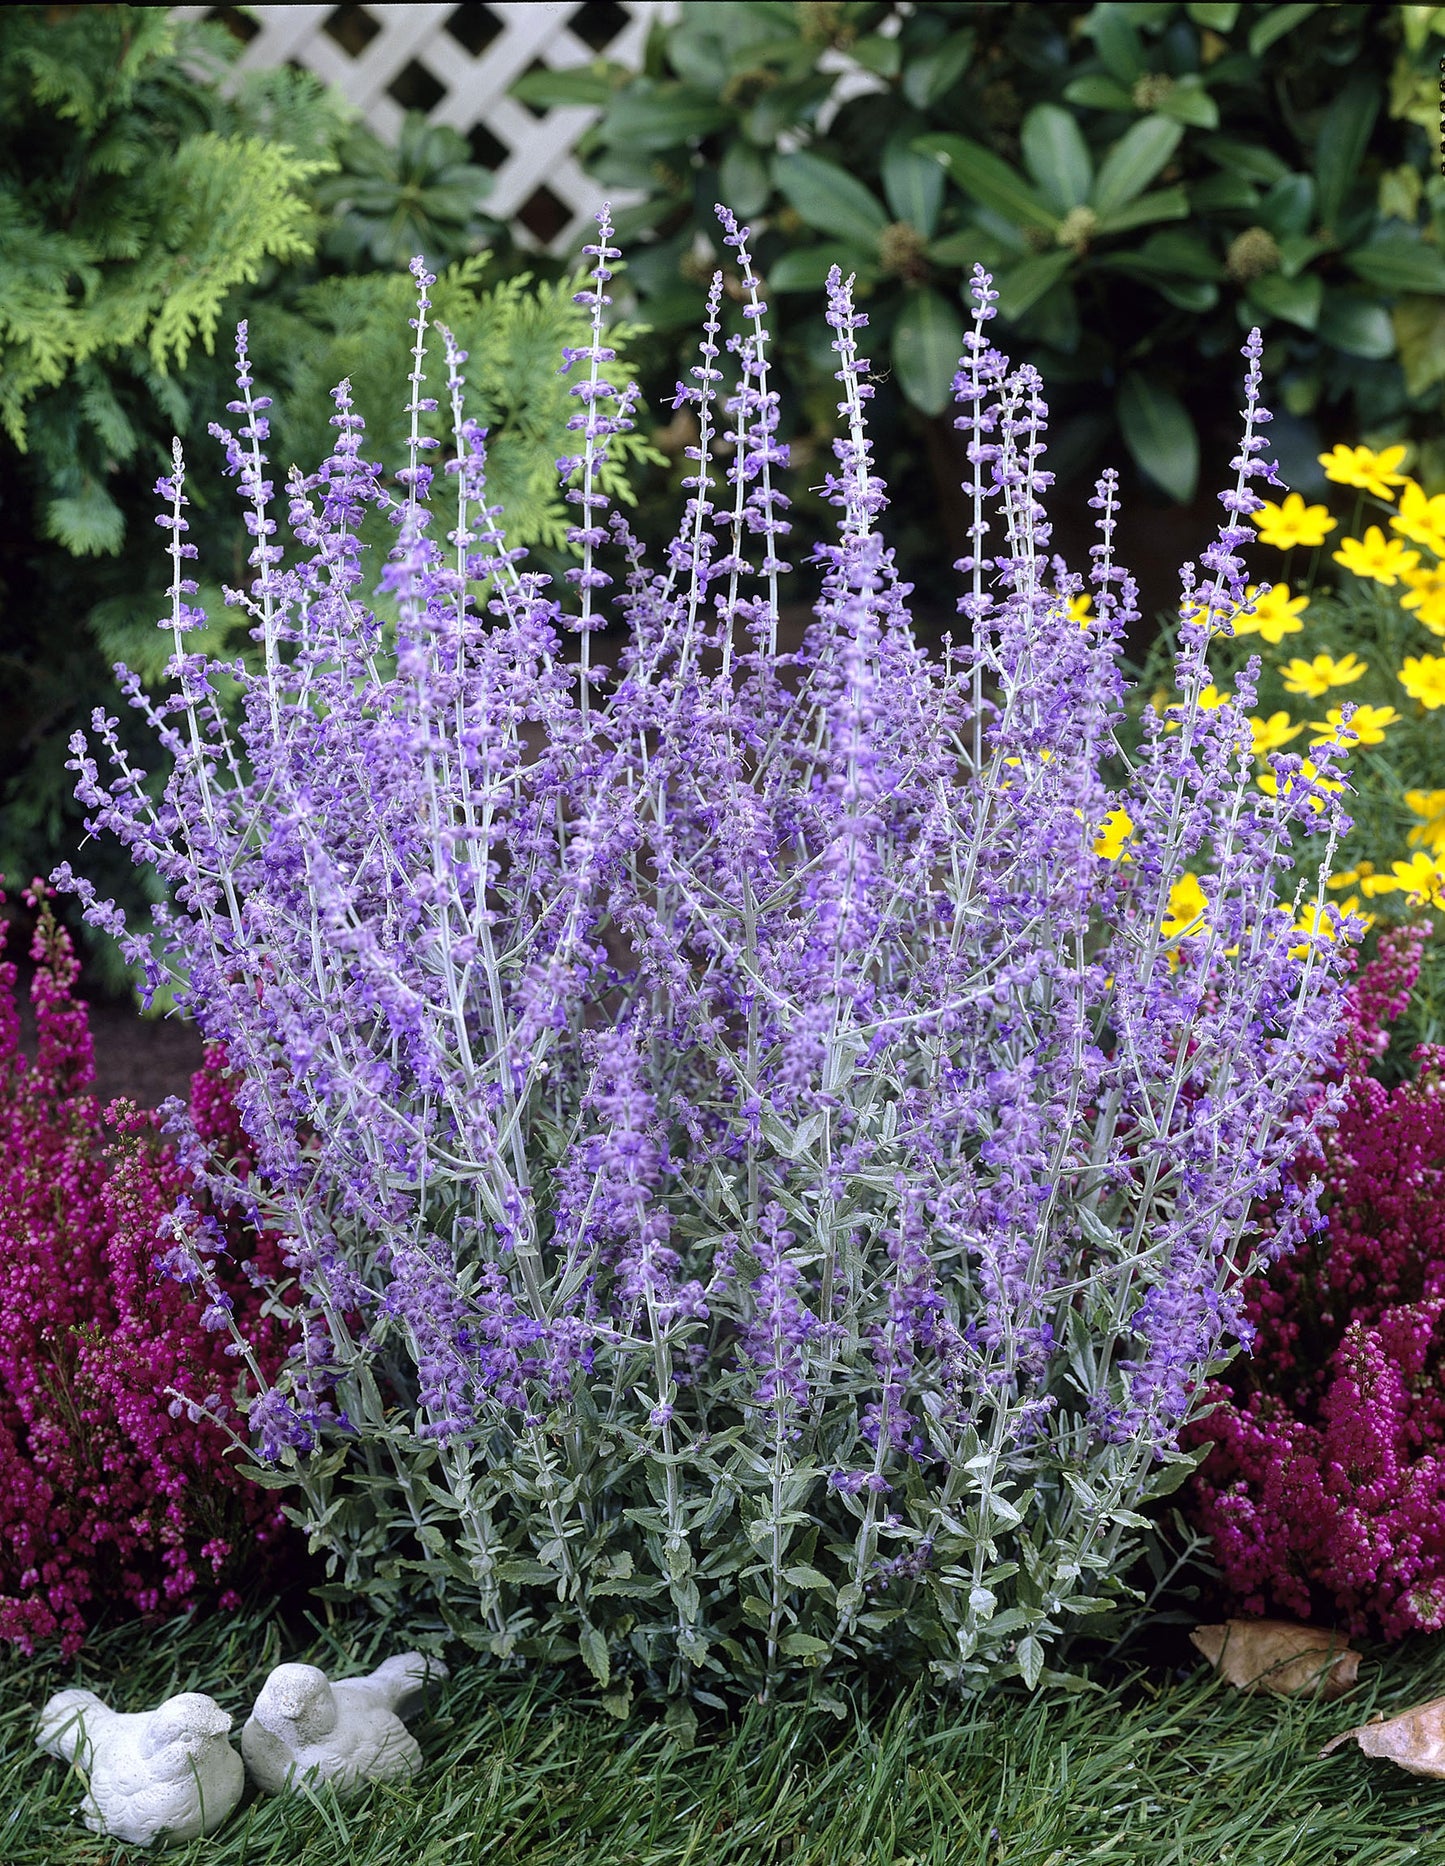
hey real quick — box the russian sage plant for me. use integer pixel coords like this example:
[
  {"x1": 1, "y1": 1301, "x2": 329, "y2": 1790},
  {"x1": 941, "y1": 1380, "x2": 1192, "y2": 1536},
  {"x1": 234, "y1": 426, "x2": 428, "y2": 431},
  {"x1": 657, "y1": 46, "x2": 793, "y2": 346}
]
[{"x1": 56, "y1": 207, "x2": 1364, "y2": 1714}]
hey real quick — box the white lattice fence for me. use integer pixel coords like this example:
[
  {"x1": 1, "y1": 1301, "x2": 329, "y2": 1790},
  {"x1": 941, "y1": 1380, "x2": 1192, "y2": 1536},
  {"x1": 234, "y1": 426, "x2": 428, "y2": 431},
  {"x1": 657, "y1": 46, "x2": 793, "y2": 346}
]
[
  {"x1": 170, "y1": 2, "x2": 895, "y2": 252},
  {"x1": 169, "y1": 2, "x2": 678, "y2": 251}
]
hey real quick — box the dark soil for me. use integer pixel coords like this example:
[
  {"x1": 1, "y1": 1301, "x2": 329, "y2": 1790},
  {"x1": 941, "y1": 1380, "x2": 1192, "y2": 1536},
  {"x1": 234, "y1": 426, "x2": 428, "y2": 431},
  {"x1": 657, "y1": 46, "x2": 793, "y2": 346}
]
[
  {"x1": 73, "y1": 990, "x2": 209, "y2": 1108},
  {"x1": 7, "y1": 946, "x2": 207, "y2": 1111}
]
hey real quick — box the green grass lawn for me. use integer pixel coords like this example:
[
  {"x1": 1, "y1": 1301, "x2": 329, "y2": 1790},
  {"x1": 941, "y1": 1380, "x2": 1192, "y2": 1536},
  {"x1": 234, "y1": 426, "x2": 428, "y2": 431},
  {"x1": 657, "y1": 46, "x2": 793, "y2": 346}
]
[{"x1": 7, "y1": 1594, "x2": 1445, "y2": 1866}]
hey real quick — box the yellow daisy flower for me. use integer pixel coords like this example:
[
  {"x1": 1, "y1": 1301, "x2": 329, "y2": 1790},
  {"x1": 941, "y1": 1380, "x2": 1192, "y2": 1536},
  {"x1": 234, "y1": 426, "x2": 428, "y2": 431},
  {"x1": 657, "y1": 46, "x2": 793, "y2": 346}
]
[
  {"x1": 1250, "y1": 493, "x2": 1337, "y2": 551},
  {"x1": 1398, "y1": 654, "x2": 1445, "y2": 708},
  {"x1": 1405, "y1": 789, "x2": 1445, "y2": 852},
  {"x1": 1332, "y1": 526, "x2": 1422, "y2": 585},
  {"x1": 1257, "y1": 755, "x2": 1346, "y2": 813},
  {"x1": 1307, "y1": 701, "x2": 1398, "y2": 746},
  {"x1": 1279, "y1": 651, "x2": 1368, "y2": 697},
  {"x1": 1319, "y1": 442, "x2": 1411, "y2": 499},
  {"x1": 1288, "y1": 899, "x2": 1363, "y2": 957},
  {"x1": 1092, "y1": 805, "x2": 1133, "y2": 861},
  {"x1": 1410, "y1": 598, "x2": 1445, "y2": 641},
  {"x1": 1161, "y1": 872, "x2": 1210, "y2": 943},
  {"x1": 1224, "y1": 583, "x2": 1308, "y2": 644},
  {"x1": 1249, "y1": 711, "x2": 1306, "y2": 757},
  {"x1": 1333, "y1": 895, "x2": 1377, "y2": 935},
  {"x1": 1389, "y1": 480, "x2": 1445, "y2": 558},
  {"x1": 1299, "y1": 895, "x2": 1381, "y2": 940},
  {"x1": 1068, "y1": 592, "x2": 1093, "y2": 626},
  {"x1": 1376, "y1": 852, "x2": 1445, "y2": 909},
  {"x1": 1403, "y1": 561, "x2": 1445, "y2": 602},
  {"x1": 1327, "y1": 862, "x2": 1396, "y2": 913}
]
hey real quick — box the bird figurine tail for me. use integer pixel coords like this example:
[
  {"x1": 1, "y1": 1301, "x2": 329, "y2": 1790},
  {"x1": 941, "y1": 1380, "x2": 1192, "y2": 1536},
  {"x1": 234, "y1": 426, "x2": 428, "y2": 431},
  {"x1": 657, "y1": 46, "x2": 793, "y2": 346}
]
[
  {"x1": 36, "y1": 1690, "x2": 109, "y2": 1767},
  {"x1": 352, "y1": 1653, "x2": 449, "y2": 1721}
]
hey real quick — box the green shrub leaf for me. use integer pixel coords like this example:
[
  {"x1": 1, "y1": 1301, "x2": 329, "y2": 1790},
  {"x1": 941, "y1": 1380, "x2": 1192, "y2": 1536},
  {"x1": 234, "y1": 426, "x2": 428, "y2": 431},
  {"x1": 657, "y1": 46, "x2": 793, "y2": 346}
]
[
  {"x1": 1186, "y1": 3, "x2": 1240, "y2": 28},
  {"x1": 43, "y1": 483, "x2": 124, "y2": 556},
  {"x1": 1197, "y1": 136, "x2": 1291, "y2": 184},
  {"x1": 1086, "y1": 5, "x2": 1147, "y2": 82},
  {"x1": 881, "y1": 140, "x2": 944, "y2": 238},
  {"x1": 1090, "y1": 117, "x2": 1184, "y2": 218},
  {"x1": 1188, "y1": 172, "x2": 1260, "y2": 212},
  {"x1": 507, "y1": 65, "x2": 621, "y2": 109},
  {"x1": 1020, "y1": 104, "x2": 1094, "y2": 214},
  {"x1": 592, "y1": 82, "x2": 730, "y2": 151},
  {"x1": 993, "y1": 251, "x2": 1074, "y2": 321},
  {"x1": 1117, "y1": 370, "x2": 1199, "y2": 502},
  {"x1": 1102, "y1": 228, "x2": 1220, "y2": 278},
  {"x1": 1247, "y1": 3, "x2": 1320, "y2": 55},
  {"x1": 579, "y1": 1622, "x2": 610, "y2": 1687},
  {"x1": 1345, "y1": 237, "x2": 1445, "y2": 296},
  {"x1": 767, "y1": 242, "x2": 878, "y2": 292},
  {"x1": 1062, "y1": 74, "x2": 1136, "y2": 111},
  {"x1": 1317, "y1": 291, "x2": 1396, "y2": 359},
  {"x1": 773, "y1": 149, "x2": 889, "y2": 243},
  {"x1": 1153, "y1": 278, "x2": 1220, "y2": 311},
  {"x1": 912, "y1": 133, "x2": 1059, "y2": 231},
  {"x1": 1394, "y1": 294, "x2": 1445, "y2": 395},
  {"x1": 892, "y1": 287, "x2": 966, "y2": 416},
  {"x1": 1256, "y1": 172, "x2": 1315, "y2": 238},
  {"x1": 1092, "y1": 185, "x2": 1189, "y2": 235},
  {"x1": 1155, "y1": 76, "x2": 1219, "y2": 130},
  {"x1": 901, "y1": 30, "x2": 975, "y2": 110},
  {"x1": 848, "y1": 32, "x2": 902, "y2": 79},
  {"x1": 1314, "y1": 75, "x2": 1380, "y2": 231},
  {"x1": 719, "y1": 141, "x2": 771, "y2": 218},
  {"x1": 1246, "y1": 270, "x2": 1324, "y2": 331}
]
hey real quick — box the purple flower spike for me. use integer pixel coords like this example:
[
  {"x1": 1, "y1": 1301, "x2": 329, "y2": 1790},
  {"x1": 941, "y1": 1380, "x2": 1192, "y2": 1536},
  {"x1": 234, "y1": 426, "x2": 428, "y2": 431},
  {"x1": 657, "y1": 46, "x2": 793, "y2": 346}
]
[{"x1": 49, "y1": 208, "x2": 1363, "y2": 1701}]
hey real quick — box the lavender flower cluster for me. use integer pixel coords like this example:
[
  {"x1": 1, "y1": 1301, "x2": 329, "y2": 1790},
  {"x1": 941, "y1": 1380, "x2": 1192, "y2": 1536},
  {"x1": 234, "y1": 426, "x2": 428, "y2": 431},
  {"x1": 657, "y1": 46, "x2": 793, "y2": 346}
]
[{"x1": 55, "y1": 205, "x2": 1362, "y2": 1708}]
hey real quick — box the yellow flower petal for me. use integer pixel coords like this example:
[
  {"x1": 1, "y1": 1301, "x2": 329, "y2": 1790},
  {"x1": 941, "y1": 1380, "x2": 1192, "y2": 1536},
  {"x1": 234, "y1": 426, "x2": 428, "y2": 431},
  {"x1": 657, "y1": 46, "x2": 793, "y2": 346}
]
[
  {"x1": 1405, "y1": 789, "x2": 1445, "y2": 851},
  {"x1": 1307, "y1": 702, "x2": 1398, "y2": 746},
  {"x1": 1387, "y1": 853, "x2": 1445, "y2": 907},
  {"x1": 1257, "y1": 756, "x2": 1345, "y2": 813},
  {"x1": 1398, "y1": 654, "x2": 1445, "y2": 708},
  {"x1": 1250, "y1": 493, "x2": 1338, "y2": 551},
  {"x1": 1249, "y1": 711, "x2": 1305, "y2": 756},
  {"x1": 1224, "y1": 583, "x2": 1308, "y2": 644},
  {"x1": 1093, "y1": 805, "x2": 1134, "y2": 860},
  {"x1": 1390, "y1": 481, "x2": 1445, "y2": 556},
  {"x1": 1160, "y1": 872, "x2": 1210, "y2": 941},
  {"x1": 1280, "y1": 652, "x2": 1368, "y2": 697},
  {"x1": 1319, "y1": 442, "x2": 1411, "y2": 500},
  {"x1": 1333, "y1": 526, "x2": 1422, "y2": 586}
]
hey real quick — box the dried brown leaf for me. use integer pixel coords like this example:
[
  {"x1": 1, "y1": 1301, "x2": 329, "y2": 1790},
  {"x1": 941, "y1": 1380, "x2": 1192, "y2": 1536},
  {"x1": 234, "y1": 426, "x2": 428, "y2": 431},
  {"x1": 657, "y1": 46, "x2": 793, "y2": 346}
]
[
  {"x1": 1189, "y1": 1618, "x2": 1360, "y2": 1699},
  {"x1": 1321, "y1": 1698, "x2": 1445, "y2": 1776}
]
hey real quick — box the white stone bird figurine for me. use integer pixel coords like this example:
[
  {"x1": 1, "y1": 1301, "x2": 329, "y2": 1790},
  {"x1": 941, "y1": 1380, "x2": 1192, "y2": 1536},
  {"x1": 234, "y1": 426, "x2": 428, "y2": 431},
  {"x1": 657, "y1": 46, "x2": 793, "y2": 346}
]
[
  {"x1": 36, "y1": 1687, "x2": 244, "y2": 1847},
  {"x1": 241, "y1": 1652, "x2": 449, "y2": 1797}
]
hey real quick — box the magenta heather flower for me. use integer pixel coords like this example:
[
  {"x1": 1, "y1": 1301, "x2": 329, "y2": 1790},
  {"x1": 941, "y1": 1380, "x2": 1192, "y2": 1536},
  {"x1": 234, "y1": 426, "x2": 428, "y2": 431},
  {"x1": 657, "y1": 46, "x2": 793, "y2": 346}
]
[
  {"x1": 53, "y1": 205, "x2": 1363, "y2": 1704},
  {"x1": 1184, "y1": 918, "x2": 1445, "y2": 1641},
  {"x1": 0, "y1": 884, "x2": 305, "y2": 1658}
]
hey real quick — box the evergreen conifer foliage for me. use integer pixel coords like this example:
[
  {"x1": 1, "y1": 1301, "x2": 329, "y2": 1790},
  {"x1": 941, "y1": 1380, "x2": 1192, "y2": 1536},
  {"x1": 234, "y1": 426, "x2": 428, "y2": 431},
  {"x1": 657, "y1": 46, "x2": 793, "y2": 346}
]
[
  {"x1": 0, "y1": 6, "x2": 335, "y2": 557},
  {"x1": 0, "y1": 8, "x2": 659, "y2": 998}
]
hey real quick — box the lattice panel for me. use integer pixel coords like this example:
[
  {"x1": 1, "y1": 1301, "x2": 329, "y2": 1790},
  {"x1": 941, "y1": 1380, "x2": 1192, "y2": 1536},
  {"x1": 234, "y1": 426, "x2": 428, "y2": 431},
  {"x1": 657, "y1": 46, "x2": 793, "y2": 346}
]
[{"x1": 172, "y1": 3, "x2": 896, "y2": 254}]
